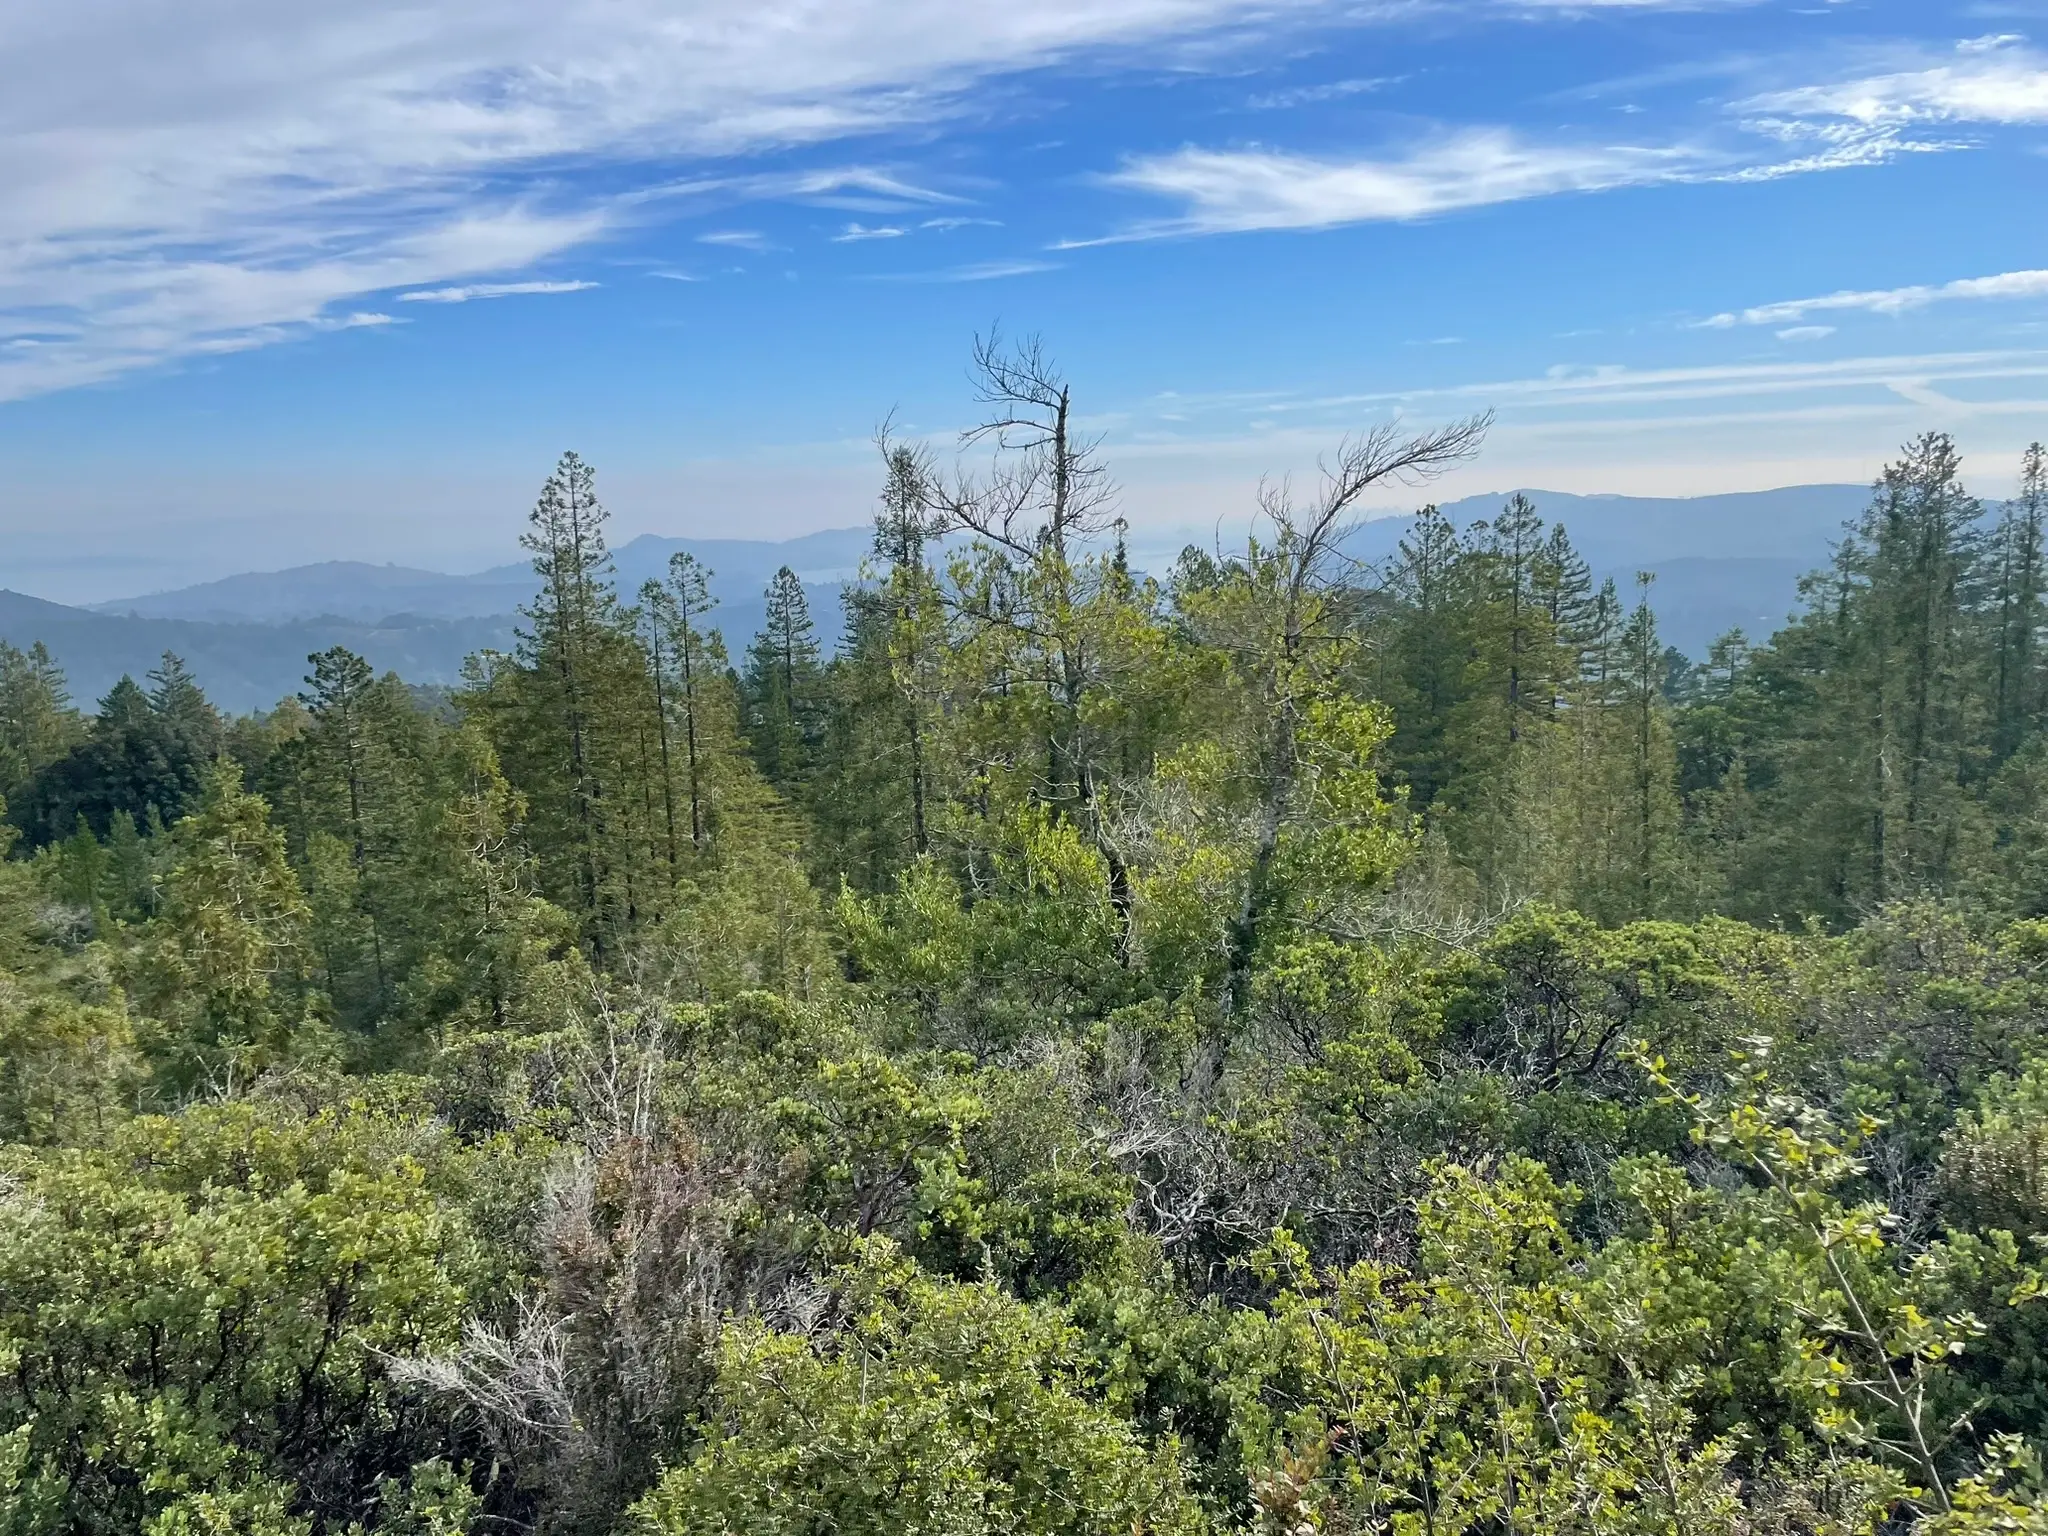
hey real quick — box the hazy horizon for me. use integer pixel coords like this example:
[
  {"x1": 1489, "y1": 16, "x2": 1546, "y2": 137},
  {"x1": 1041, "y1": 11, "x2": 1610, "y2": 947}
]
[
  {"x1": 15, "y1": 473, "x2": 1901, "y2": 609},
  {"x1": 3, "y1": 0, "x2": 2043, "y2": 602}
]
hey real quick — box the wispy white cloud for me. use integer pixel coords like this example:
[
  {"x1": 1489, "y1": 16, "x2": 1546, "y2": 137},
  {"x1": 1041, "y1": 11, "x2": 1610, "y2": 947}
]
[
  {"x1": 0, "y1": 0, "x2": 1342, "y2": 400},
  {"x1": 1076, "y1": 36, "x2": 1997, "y2": 245},
  {"x1": 1340, "y1": 349, "x2": 2048, "y2": 413},
  {"x1": 1703, "y1": 268, "x2": 2048, "y2": 327},
  {"x1": 1777, "y1": 325, "x2": 1836, "y2": 342},
  {"x1": 1744, "y1": 36, "x2": 2048, "y2": 126},
  {"x1": 696, "y1": 230, "x2": 776, "y2": 251},
  {"x1": 1245, "y1": 76, "x2": 1399, "y2": 110},
  {"x1": 867, "y1": 258, "x2": 1060, "y2": 282},
  {"x1": 1098, "y1": 351, "x2": 2048, "y2": 447},
  {"x1": 622, "y1": 166, "x2": 967, "y2": 213},
  {"x1": 0, "y1": 204, "x2": 610, "y2": 399},
  {"x1": 1506, "y1": 0, "x2": 1765, "y2": 7},
  {"x1": 832, "y1": 222, "x2": 908, "y2": 241},
  {"x1": 1087, "y1": 130, "x2": 1700, "y2": 238},
  {"x1": 397, "y1": 279, "x2": 598, "y2": 303},
  {"x1": 1080, "y1": 121, "x2": 1930, "y2": 241},
  {"x1": 776, "y1": 169, "x2": 967, "y2": 205}
]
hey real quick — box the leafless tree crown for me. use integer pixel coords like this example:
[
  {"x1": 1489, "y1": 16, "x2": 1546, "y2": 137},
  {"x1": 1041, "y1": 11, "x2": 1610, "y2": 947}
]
[
  {"x1": 939, "y1": 329, "x2": 1119, "y2": 559},
  {"x1": 1262, "y1": 413, "x2": 1494, "y2": 603}
]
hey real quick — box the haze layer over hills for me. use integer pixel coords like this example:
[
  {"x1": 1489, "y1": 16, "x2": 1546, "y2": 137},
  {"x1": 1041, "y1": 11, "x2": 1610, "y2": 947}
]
[{"x1": 4, "y1": 485, "x2": 1871, "y2": 710}]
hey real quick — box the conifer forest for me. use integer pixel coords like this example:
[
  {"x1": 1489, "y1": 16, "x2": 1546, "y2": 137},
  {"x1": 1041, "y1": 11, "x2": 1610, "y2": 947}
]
[{"x1": 11, "y1": 341, "x2": 2048, "y2": 1536}]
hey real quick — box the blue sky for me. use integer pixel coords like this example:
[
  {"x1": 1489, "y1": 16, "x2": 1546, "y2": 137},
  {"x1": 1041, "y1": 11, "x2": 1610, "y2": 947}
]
[{"x1": 2, "y1": 0, "x2": 2044, "y2": 599}]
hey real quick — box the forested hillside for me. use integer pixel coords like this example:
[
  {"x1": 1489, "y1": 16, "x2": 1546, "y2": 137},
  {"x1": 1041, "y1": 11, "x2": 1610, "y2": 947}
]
[
  {"x1": 5, "y1": 341, "x2": 2048, "y2": 1536},
  {"x1": 2, "y1": 534, "x2": 857, "y2": 712}
]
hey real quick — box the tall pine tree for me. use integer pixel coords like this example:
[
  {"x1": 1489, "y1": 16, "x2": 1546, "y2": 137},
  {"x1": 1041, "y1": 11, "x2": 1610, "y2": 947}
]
[{"x1": 742, "y1": 567, "x2": 823, "y2": 795}]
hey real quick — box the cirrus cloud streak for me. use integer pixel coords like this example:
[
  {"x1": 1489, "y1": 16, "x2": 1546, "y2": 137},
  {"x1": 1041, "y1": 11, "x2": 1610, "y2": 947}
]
[
  {"x1": 1089, "y1": 130, "x2": 1697, "y2": 235},
  {"x1": 1703, "y1": 269, "x2": 2048, "y2": 328},
  {"x1": 398, "y1": 280, "x2": 599, "y2": 303},
  {"x1": 1081, "y1": 116, "x2": 1928, "y2": 241},
  {"x1": 1744, "y1": 37, "x2": 2048, "y2": 126},
  {"x1": 0, "y1": 0, "x2": 1346, "y2": 401}
]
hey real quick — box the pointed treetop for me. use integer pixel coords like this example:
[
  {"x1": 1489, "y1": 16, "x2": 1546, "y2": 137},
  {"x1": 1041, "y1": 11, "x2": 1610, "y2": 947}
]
[
  {"x1": 301, "y1": 647, "x2": 376, "y2": 718},
  {"x1": 148, "y1": 652, "x2": 214, "y2": 724}
]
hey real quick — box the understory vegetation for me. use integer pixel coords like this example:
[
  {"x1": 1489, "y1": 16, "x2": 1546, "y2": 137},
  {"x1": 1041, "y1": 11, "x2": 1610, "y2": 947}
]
[{"x1": 5, "y1": 340, "x2": 2048, "y2": 1535}]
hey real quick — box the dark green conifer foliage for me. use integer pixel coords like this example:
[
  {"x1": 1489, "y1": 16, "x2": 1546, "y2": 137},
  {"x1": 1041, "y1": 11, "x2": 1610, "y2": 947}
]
[
  {"x1": 522, "y1": 451, "x2": 616, "y2": 932},
  {"x1": 103, "y1": 807, "x2": 157, "y2": 917},
  {"x1": 14, "y1": 674, "x2": 212, "y2": 846},
  {"x1": 1803, "y1": 434, "x2": 1982, "y2": 912},
  {"x1": 477, "y1": 451, "x2": 676, "y2": 955},
  {"x1": 811, "y1": 443, "x2": 949, "y2": 889},
  {"x1": 147, "y1": 651, "x2": 222, "y2": 757},
  {"x1": 1993, "y1": 441, "x2": 2047, "y2": 761},
  {"x1": 1379, "y1": 504, "x2": 1469, "y2": 811},
  {"x1": 1620, "y1": 573, "x2": 1674, "y2": 907},
  {"x1": 1475, "y1": 492, "x2": 1554, "y2": 749},
  {"x1": 642, "y1": 551, "x2": 718, "y2": 858},
  {"x1": 49, "y1": 813, "x2": 109, "y2": 919},
  {"x1": 1535, "y1": 522, "x2": 1599, "y2": 686},
  {"x1": 742, "y1": 566, "x2": 823, "y2": 794},
  {"x1": 0, "y1": 641, "x2": 81, "y2": 805},
  {"x1": 285, "y1": 647, "x2": 428, "y2": 1025}
]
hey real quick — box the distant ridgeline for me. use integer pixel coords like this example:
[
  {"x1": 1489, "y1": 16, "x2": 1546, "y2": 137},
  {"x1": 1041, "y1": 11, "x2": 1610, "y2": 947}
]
[
  {"x1": 0, "y1": 530, "x2": 866, "y2": 712},
  {"x1": 3, "y1": 483, "x2": 1884, "y2": 712}
]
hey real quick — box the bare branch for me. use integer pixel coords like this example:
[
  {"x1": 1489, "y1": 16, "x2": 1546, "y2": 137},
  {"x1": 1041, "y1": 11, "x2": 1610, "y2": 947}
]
[{"x1": 1281, "y1": 413, "x2": 1492, "y2": 591}]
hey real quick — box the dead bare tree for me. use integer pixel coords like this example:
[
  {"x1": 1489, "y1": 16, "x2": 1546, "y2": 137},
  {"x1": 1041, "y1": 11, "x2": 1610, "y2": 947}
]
[
  {"x1": 1217, "y1": 416, "x2": 1493, "y2": 1050},
  {"x1": 927, "y1": 331, "x2": 1140, "y2": 959},
  {"x1": 947, "y1": 329, "x2": 1120, "y2": 560}
]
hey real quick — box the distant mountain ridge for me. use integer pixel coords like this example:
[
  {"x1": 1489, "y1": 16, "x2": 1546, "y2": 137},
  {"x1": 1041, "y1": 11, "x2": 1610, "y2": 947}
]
[
  {"x1": 1379, "y1": 483, "x2": 1872, "y2": 565},
  {"x1": 45, "y1": 530, "x2": 872, "y2": 710},
  {"x1": 0, "y1": 590, "x2": 520, "y2": 715},
  {"x1": 93, "y1": 529, "x2": 878, "y2": 626},
  {"x1": 11, "y1": 483, "x2": 1889, "y2": 713},
  {"x1": 1328, "y1": 483, "x2": 1874, "y2": 654},
  {"x1": 89, "y1": 562, "x2": 536, "y2": 625}
]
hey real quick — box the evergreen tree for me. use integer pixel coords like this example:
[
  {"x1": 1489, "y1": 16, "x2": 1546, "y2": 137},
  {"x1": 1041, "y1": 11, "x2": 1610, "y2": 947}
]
[
  {"x1": 290, "y1": 647, "x2": 424, "y2": 1025},
  {"x1": 522, "y1": 451, "x2": 615, "y2": 933},
  {"x1": 147, "y1": 651, "x2": 223, "y2": 757},
  {"x1": 103, "y1": 807, "x2": 159, "y2": 918},
  {"x1": 47, "y1": 813, "x2": 110, "y2": 920},
  {"x1": 811, "y1": 445, "x2": 953, "y2": 889},
  {"x1": 642, "y1": 552, "x2": 719, "y2": 859},
  {"x1": 1617, "y1": 573, "x2": 1683, "y2": 909},
  {"x1": 1473, "y1": 493, "x2": 1555, "y2": 749},
  {"x1": 0, "y1": 641, "x2": 81, "y2": 804},
  {"x1": 1992, "y1": 441, "x2": 2047, "y2": 760},
  {"x1": 1534, "y1": 522, "x2": 1599, "y2": 688},
  {"x1": 141, "y1": 760, "x2": 310, "y2": 1084},
  {"x1": 876, "y1": 443, "x2": 948, "y2": 864},
  {"x1": 1440, "y1": 495, "x2": 1576, "y2": 889},
  {"x1": 1583, "y1": 576, "x2": 1624, "y2": 689},
  {"x1": 1378, "y1": 504, "x2": 1469, "y2": 812},
  {"x1": 14, "y1": 675, "x2": 210, "y2": 846},
  {"x1": 1690, "y1": 433, "x2": 1993, "y2": 921},
  {"x1": 1837, "y1": 432, "x2": 1985, "y2": 904},
  {"x1": 1491, "y1": 575, "x2": 1684, "y2": 921},
  {"x1": 479, "y1": 451, "x2": 673, "y2": 955},
  {"x1": 399, "y1": 721, "x2": 591, "y2": 1042},
  {"x1": 742, "y1": 566, "x2": 823, "y2": 794}
]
